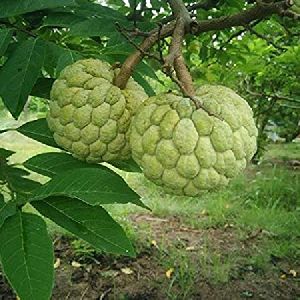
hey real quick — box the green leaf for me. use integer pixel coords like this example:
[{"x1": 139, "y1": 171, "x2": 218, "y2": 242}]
[
  {"x1": 16, "y1": 118, "x2": 60, "y2": 148},
  {"x1": 133, "y1": 72, "x2": 155, "y2": 96},
  {"x1": 75, "y1": 1, "x2": 127, "y2": 20},
  {"x1": 0, "y1": 38, "x2": 45, "y2": 118},
  {"x1": 44, "y1": 42, "x2": 66, "y2": 75},
  {"x1": 31, "y1": 168, "x2": 147, "y2": 208},
  {"x1": 102, "y1": 41, "x2": 135, "y2": 55},
  {"x1": 42, "y1": 12, "x2": 86, "y2": 28},
  {"x1": 0, "y1": 195, "x2": 16, "y2": 228},
  {"x1": 0, "y1": 28, "x2": 12, "y2": 56},
  {"x1": 0, "y1": 148, "x2": 15, "y2": 160},
  {"x1": 4, "y1": 165, "x2": 30, "y2": 178},
  {"x1": 24, "y1": 152, "x2": 109, "y2": 178},
  {"x1": 0, "y1": 212, "x2": 54, "y2": 300},
  {"x1": 1, "y1": 165, "x2": 41, "y2": 200},
  {"x1": 31, "y1": 78, "x2": 54, "y2": 99},
  {"x1": 70, "y1": 19, "x2": 121, "y2": 37},
  {"x1": 32, "y1": 196, "x2": 135, "y2": 256},
  {"x1": 8, "y1": 176, "x2": 41, "y2": 195},
  {"x1": 109, "y1": 158, "x2": 142, "y2": 173},
  {"x1": 56, "y1": 51, "x2": 83, "y2": 75},
  {"x1": 0, "y1": 0, "x2": 76, "y2": 18},
  {"x1": 136, "y1": 61, "x2": 160, "y2": 81}
]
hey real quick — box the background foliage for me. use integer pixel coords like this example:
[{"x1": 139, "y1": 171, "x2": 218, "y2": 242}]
[{"x1": 0, "y1": 0, "x2": 299, "y2": 299}]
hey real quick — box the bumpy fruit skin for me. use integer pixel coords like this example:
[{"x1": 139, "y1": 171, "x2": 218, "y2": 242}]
[
  {"x1": 47, "y1": 59, "x2": 147, "y2": 163},
  {"x1": 130, "y1": 85, "x2": 258, "y2": 196}
]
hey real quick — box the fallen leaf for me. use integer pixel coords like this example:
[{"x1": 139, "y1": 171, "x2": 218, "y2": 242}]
[
  {"x1": 121, "y1": 267, "x2": 134, "y2": 275},
  {"x1": 224, "y1": 223, "x2": 234, "y2": 229},
  {"x1": 102, "y1": 270, "x2": 119, "y2": 278},
  {"x1": 71, "y1": 261, "x2": 82, "y2": 268},
  {"x1": 200, "y1": 209, "x2": 207, "y2": 215},
  {"x1": 165, "y1": 268, "x2": 174, "y2": 279},
  {"x1": 54, "y1": 258, "x2": 61, "y2": 269},
  {"x1": 151, "y1": 240, "x2": 158, "y2": 248},
  {"x1": 241, "y1": 290, "x2": 253, "y2": 298},
  {"x1": 289, "y1": 269, "x2": 297, "y2": 277},
  {"x1": 186, "y1": 246, "x2": 196, "y2": 251}
]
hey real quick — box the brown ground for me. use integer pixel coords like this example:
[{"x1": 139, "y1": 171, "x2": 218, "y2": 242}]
[{"x1": 1, "y1": 214, "x2": 299, "y2": 300}]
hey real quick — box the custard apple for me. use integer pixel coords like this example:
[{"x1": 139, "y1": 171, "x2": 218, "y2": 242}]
[
  {"x1": 47, "y1": 59, "x2": 147, "y2": 163},
  {"x1": 130, "y1": 85, "x2": 258, "y2": 196}
]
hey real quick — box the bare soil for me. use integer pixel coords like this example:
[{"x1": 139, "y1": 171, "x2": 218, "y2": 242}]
[{"x1": 1, "y1": 214, "x2": 299, "y2": 300}]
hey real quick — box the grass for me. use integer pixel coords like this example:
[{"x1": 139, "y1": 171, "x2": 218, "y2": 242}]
[
  {"x1": 1, "y1": 116, "x2": 299, "y2": 290},
  {"x1": 161, "y1": 247, "x2": 198, "y2": 300},
  {"x1": 117, "y1": 142, "x2": 299, "y2": 284},
  {"x1": 263, "y1": 142, "x2": 300, "y2": 161}
]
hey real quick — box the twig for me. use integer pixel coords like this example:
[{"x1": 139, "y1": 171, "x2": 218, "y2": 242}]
[
  {"x1": 157, "y1": 23, "x2": 164, "y2": 63},
  {"x1": 162, "y1": 60, "x2": 221, "y2": 118},
  {"x1": 115, "y1": 22, "x2": 161, "y2": 62},
  {"x1": 80, "y1": 286, "x2": 89, "y2": 300},
  {"x1": 0, "y1": 20, "x2": 37, "y2": 37},
  {"x1": 280, "y1": 7, "x2": 300, "y2": 19},
  {"x1": 100, "y1": 288, "x2": 112, "y2": 300},
  {"x1": 247, "y1": 26, "x2": 285, "y2": 50},
  {"x1": 133, "y1": 0, "x2": 137, "y2": 28},
  {"x1": 245, "y1": 85, "x2": 300, "y2": 103},
  {"x1": 161, "y1": 0, "x2": 221, "y2": 24},
  {"x1": 123, "y1": 27, "x2": 151, "y2": 37},
  {"x1": 220, "y1": 19, "x2": 262, "y2": 50}
]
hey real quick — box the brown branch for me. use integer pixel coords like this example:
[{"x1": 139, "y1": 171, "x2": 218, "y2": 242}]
[
  {"x1": 157, "y1": 23, "x2": 164, "y2": 62},
  {"x1": 124, "y1": 27, "x2": 151, "y2": 38},
  {"x1": 280, "y1": 9, "x2": 300, "y2": 19},
  {"x1": 115, "y1": 22, "x2": 161, "y2": 62},
  {"x1": 192, "y1": 1, "x2": 292, "y2": 34},
  {"x1": 164, "y1": 55, "x2": 221, "y2": 116},
  {"x1": 163, "y1": 0, "x2": 197, "y2": 98},
  {"x1": 114, "y1": 0, "x2": 296, "y2": 89},
  {"x1": 163, "y1": 17, "x2": 185, "y2": 69},
  {"x1": 174, "y1": 55, "x2": 195, "y2": 96},
  {"x1": 167, "y1": 0, "x2": 191, "y2": 25},
  {"x1": 164, "y1": 0, "x2": 193, "y2": 68},
  {"x1": 162, "y1": 66, "x2": 201, "y2": 109},
  {"x1": 161, "y1": 0, "x2": 221, "y2": 24}
]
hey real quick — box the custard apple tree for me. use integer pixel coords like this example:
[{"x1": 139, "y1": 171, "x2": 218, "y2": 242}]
[{"x1": 0, "y1": 0, "x2": 299, "y2": 299}]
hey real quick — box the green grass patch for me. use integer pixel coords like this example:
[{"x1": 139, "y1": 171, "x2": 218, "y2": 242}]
[
  {"x1": 263, "y1": 142, "x2": 300, "y2": 161},
  {"x1": 243, "y1": 167, "x2": 299, "y2": 210}
]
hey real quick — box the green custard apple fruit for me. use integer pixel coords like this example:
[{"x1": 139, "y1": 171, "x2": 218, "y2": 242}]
[
  {"x1": 47, "y1": 59, "x2": 147, "y2": 163},
  {"x1": 130, "y1": 85, "x2": 258, "y2": 196}
]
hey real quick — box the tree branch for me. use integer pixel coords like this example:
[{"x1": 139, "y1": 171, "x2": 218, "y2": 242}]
[
  {"x1": 161, "y1": 0, "x2": 221, "y2": 24},
  {"x1": 163, "y1": 16, "x2": 185, "y2": 69},
  {"x1": 114, "y1": 0, "x2": 296, "y2": 89},
  {"x1": 163, "y1": 0, "x2": 197, "y2": 98},
  {"x1": 164, "y1": 0, "x2": 192, "y2": 67},
  {"x1": 167, "y1": 0, "x2": 192, "y2": 25},
  {"x1": 173, "y1": 55, "x2": 195, "y2": 97}
]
